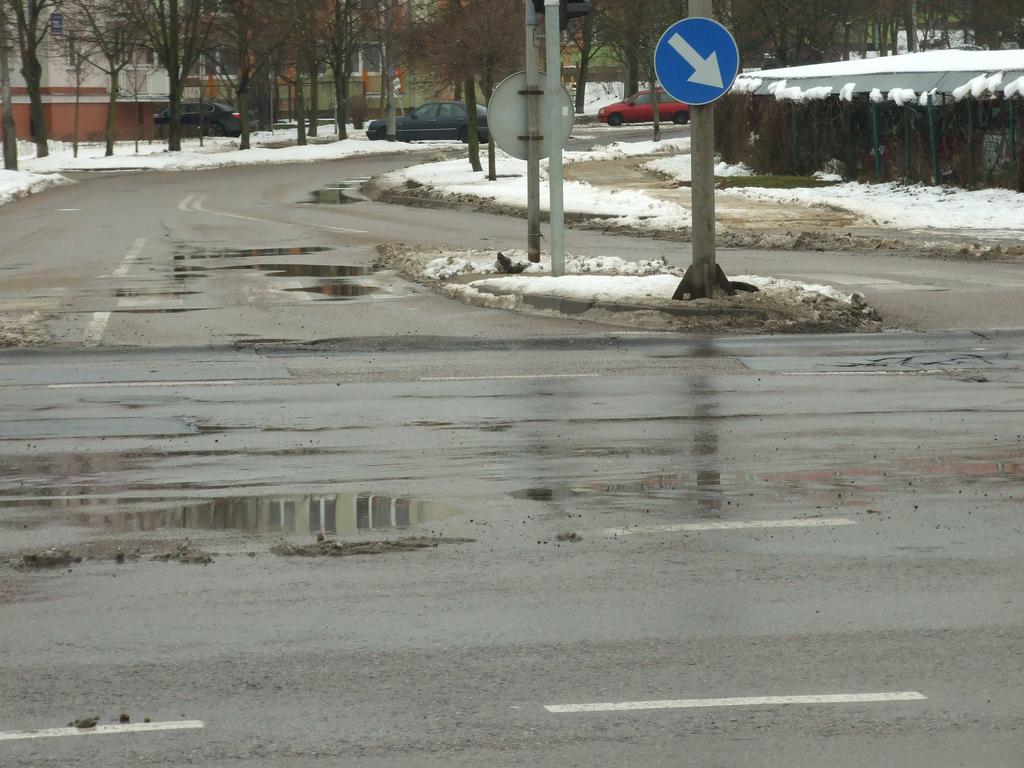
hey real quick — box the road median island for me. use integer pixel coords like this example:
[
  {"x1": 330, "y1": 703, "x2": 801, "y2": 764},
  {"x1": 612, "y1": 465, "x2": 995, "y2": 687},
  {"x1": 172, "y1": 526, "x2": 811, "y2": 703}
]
[
  {"x1": 365, "y1": 151, "x2": 1024, "y2": 262},
  {"x1": 374, "y1": 244, "x2": 882, "y2": 335}
]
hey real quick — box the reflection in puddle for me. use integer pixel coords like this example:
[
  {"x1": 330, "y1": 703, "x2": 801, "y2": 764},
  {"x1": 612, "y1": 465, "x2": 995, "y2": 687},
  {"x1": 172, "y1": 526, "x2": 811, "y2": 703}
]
[
  {"x1": 62, "y1": 492, "x2": 462, "y2": 535},
  {"x1": 304, "y1": 178, "x2": 370, "y2": 205},
  {"x1": 174, "y1": 246, "x2": 334, "y2": 260},
  {"x1": 210, "y1": 263, "x2": 370, "y2": 278},
  {"x1": 286, "y1": 282, "x2": 377, "y2": 299}
]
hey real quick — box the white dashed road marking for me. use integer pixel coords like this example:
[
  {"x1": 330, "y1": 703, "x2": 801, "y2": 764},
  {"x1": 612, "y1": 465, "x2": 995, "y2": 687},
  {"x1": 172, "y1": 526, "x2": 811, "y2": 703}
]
[
  {"x1": 544, "y1": 691, "x2": 927, "y2": 714},
  {"x1": 419, "y1": 374, "x2": 601, "y2": 382},
  {"x1": 604, "y1": 517, "x2": 857, "y2": 536},
  {"x1": 0, "y1": 720, "x2": 205, "y2": 742},
  {"x1": 85, "y1": 238, "x2": 147, "y2": 346}
]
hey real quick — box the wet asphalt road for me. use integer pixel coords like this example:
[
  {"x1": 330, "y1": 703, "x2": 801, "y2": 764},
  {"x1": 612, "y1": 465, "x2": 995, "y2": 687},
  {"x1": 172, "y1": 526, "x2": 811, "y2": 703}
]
[
  {"x1": 1, "y1": 330, "x2": 1023, "y2": 766},
  {"x1": 1, "y1": 142, "x2": 1023, "y2": 765}
]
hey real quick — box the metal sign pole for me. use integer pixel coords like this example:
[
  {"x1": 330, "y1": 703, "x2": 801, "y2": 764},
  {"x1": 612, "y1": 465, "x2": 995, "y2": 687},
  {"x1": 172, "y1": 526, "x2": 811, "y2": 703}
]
[
  {"x1": 525, "y1": 1, "x2": 542, "y2": 263},
  {"x1": 687, "y1": 0, "x2": 715, "y2": 298},
  {"x1": 543, "y1": 0, "x2": 565, "y2": 276}
]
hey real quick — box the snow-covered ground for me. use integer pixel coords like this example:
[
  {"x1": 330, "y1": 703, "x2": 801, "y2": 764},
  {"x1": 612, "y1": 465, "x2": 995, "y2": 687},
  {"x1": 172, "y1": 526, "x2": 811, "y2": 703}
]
[
  {"x1": 9, "y1": 132, "x2": 458, "y2": 174},
  {"x1": 0, "y1": 169, "x2": 72, "y2": 207},
  {"x1": 581, "y1": 82, "x2": 625, "y2": 116},
  {"x1": 724, "y1": 181, "x2": 1024, "y2": 233},
  {"x1": 390, "y1": 152, "x2": 691, "y2": 228},
  {"x1": 644, "y1": 154, "x2": 753, "y2": 182}
]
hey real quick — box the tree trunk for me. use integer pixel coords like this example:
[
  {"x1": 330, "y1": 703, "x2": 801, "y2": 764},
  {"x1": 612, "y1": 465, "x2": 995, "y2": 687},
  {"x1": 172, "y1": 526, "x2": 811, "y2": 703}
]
[
  {"x1": 21, "y1": 59, "x2": 48, "y2": 157},
  {"x1": 0, "y1": 28, "x2": 16, "y2": 171},
  {"x1": 105, "y1": 71, "x2": 120, "y2": 157},
  {"x1": 626, "y1": 50, "x2": 639, "y2": 98},
  {"x1": 574, "y1": 13, "x2": 593, "y2": 114},
  {"x1": 73, "y1": 86, "x2": 80, "y2": 158},
  {"x1": 308, "y1": 66, "x2": 319, "y2": 137},
  {"x1": 464, "y1": 78, "x2": 481, "y2": 172},
  {"x1": 168, "y1": 76, "x2": 183, "y2": 151},
  {"x1": 295, "y1": 78, "x2": 307, "y2": 146},
  {"x1": 239, "y1": 88, "x2": 251, "y2": 150},
  {"x1": 905, "y1": 0, "x2": 918, "y2": 52},
  {"x1": 334, "y1": 68, "x2": 348, "y2": 139}
]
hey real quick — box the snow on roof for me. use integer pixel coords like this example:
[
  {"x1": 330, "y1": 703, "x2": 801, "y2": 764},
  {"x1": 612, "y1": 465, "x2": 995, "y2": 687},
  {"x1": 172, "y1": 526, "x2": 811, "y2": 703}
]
[{"x1": 733, "y1": 49, "x2": 1024, "y2": 102}]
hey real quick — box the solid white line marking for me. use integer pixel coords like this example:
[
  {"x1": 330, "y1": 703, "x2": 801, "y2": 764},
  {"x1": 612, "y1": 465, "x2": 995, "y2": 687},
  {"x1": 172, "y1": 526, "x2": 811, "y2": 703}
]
[
  {"x1": 177, "y1": 194, "x2": 195, "y2": 211},
  {"x1": 112, "y1": 238, "x2": 147, "y2": 277},
  {"x1": 604, "y1": 517, "x2": 857, "y2": 536},
  {"x1": 419, "y1": 373, "x2": 601, "y2": 382},
  {"x1": 189, "y1": 195, "x2": 368, "y2": 235},
  {"x1": 83, "y1": 312, "x2": 111, "y2": 346},
  {"x1": 544, "y1": 691, "x2": 927, "y2": 714},
  {"x1": 47, "y1": 380, "x2": 244, "y2": 390},
  {"x1": 0, "y1": 720, "x2": 205, "y2": 742}
]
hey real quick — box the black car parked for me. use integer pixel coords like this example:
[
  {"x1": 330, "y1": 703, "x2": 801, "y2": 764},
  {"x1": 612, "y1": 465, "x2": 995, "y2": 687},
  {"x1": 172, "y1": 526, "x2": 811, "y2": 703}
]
[
  {"x1": 154, "y1": 102, "x2": 245, "y2": 137},
  {"x1": 365, "y1": 101, "x2": 489, "y2": 143}
]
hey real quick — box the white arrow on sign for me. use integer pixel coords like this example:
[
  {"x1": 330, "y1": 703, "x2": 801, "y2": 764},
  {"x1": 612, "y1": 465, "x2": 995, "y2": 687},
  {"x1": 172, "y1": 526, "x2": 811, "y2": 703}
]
[{"x1": 667, "y1": 33, "x2": 724, "y2": 89}]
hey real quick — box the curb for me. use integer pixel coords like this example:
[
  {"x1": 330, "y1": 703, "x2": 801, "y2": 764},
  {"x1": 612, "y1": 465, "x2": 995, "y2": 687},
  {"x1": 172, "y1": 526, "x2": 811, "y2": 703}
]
[{"x1": 472, "y1": 286, "x2": 769, "y2": 319}]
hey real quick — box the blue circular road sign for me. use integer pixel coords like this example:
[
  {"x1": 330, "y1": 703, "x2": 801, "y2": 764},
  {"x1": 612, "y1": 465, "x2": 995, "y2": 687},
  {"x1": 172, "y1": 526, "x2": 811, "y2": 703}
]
[{"x1": 654, "y1": 17, "x2": 740, "y2": 106}]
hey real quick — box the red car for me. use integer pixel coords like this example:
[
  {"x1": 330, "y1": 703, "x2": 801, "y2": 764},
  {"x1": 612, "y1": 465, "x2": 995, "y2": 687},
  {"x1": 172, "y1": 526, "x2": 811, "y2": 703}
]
[{"x1": 597, "y1": 90, "x2": 690, "y2": 126}]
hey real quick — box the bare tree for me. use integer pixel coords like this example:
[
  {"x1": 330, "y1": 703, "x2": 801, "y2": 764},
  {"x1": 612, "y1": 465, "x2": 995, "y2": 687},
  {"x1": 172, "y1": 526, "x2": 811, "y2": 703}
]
[
  {"x1": 211, "y1": 0, "x2": 286, "y2": 149},
  {"x1": 407, "y1": 0, "x2": 522, "y2": 173},
  {"x1": 5, "y1": 0, "x2": 59, "y2": 156},
  {"x1": 64, "y1": 0, "x2": 137, "y2": 156},
  {"x1": 324, "y1": 0, "x2": 362, "y2": 139},
  {"x1": 126, "y1": 0, "x2": 218, "y2": 151}
]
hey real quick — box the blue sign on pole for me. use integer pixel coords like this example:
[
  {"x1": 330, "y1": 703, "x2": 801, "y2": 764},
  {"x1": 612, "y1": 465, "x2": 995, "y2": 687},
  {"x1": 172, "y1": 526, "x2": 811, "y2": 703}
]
[{"x1": 654, "y1": 17, "x2": 740, "y2": 106}]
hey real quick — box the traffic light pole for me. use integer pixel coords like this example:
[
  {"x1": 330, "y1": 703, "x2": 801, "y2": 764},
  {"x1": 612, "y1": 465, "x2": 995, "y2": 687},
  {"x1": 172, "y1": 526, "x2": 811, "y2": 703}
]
[
  {"x1": 525, "y1": 1, "x2": 542, "y2": 263},
  {"x1": 543, "y1": 0, "x2": 565, "y2": 276}
]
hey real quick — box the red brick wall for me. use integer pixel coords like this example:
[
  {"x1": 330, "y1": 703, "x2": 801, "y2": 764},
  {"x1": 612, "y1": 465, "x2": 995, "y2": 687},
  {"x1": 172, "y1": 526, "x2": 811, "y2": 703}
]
[{"x1": 0, "y1": 101, "x2": 156, "y2": 143}]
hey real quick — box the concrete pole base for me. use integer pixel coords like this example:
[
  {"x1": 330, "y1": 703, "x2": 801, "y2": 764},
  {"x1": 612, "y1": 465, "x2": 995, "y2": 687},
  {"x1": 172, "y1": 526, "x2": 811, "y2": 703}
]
[{"x1": 672, "y1": 263, "x2": 736, "y2": 301}]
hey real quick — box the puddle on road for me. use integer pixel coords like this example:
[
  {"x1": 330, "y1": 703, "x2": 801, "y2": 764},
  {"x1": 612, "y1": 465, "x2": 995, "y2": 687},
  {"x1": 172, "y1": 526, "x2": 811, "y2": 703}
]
[
  {"x1": 17, "y1": 492, "x2": 462, "y2": 535},
  {"x1": 115, "y1": 289, "x2": 199, "y2": 298},
  {"x1": 163, "y1": 246, "x2": 383, "y2": 301},
  {"x1": 304, "y1": 178, "x2": 369, "y2": 205},
  {"x1": 209, "y1": 263, "x2": 370, "y2": 278},
  {"x1": 174, "y1": 246, "x2": 334, "y2": 260}
]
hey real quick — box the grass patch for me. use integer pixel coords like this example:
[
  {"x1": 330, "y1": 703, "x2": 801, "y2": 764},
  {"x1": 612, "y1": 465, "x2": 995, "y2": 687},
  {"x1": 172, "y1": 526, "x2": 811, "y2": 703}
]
[{"x1": 717, "y1": 175, "x2": 842, "y2": 189}]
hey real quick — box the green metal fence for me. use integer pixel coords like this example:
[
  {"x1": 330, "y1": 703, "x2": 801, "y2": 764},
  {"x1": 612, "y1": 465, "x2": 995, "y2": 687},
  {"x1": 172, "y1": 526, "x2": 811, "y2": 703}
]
[{"x1": 716, "y1": 93, "x2": 1024, "y2": 190}]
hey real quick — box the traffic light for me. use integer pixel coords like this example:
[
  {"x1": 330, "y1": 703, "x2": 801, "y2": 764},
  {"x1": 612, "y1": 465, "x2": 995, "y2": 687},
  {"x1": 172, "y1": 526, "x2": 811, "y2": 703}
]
[{"x1": 532, "y1": 0, "x2": 591, "y2": 31}]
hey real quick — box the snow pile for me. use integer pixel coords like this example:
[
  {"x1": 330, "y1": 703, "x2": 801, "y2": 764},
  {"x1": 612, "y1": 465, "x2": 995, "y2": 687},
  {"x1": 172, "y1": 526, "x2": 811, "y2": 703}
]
[
  {"x1": 952, "y1": 72, "x2": 1003, "y2": 100},
  {"x1": 468, "y1": 272, "x2": 863, "y2": 307},
  {"x1": 0, "y1": 312, "x2": 51, "y2": 347},
  {"x1": 887, "y1": 88, "x2": 917, "y2": 106},
  {"x1": 643, "y1": 153, "x2": 753, "y2": 182},
  {"x1": 0, "y1": 169, "x2": 71, "y2": 207},
  {"x1": 723, "y1": 181, "x2": 1024, "y2": 233},
  {"x1": 421, "y1": 250, "x2": 670, "y2": 281},
  {"x1": 1006, "y1": 75, "x2": 1024, "y2": 98},
  {"x1": 388, "y1": 155, "x2": 691, "y2": 228},
  {"x1": 377, "y1": 245, "x2": 882, "y2": 333}
]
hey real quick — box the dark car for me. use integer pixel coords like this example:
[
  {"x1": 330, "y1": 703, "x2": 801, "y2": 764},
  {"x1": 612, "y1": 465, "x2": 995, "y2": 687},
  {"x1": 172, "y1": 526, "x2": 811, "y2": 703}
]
[
  {"x1": 597, "y1": 90, "x2": 690, "y2": 126},
  {"x1": 154, "y1": 102, "x2": 245, "y2": 137},
  {"x1": 366, "y1": 101, "x2": 489, "y2": 143}
]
